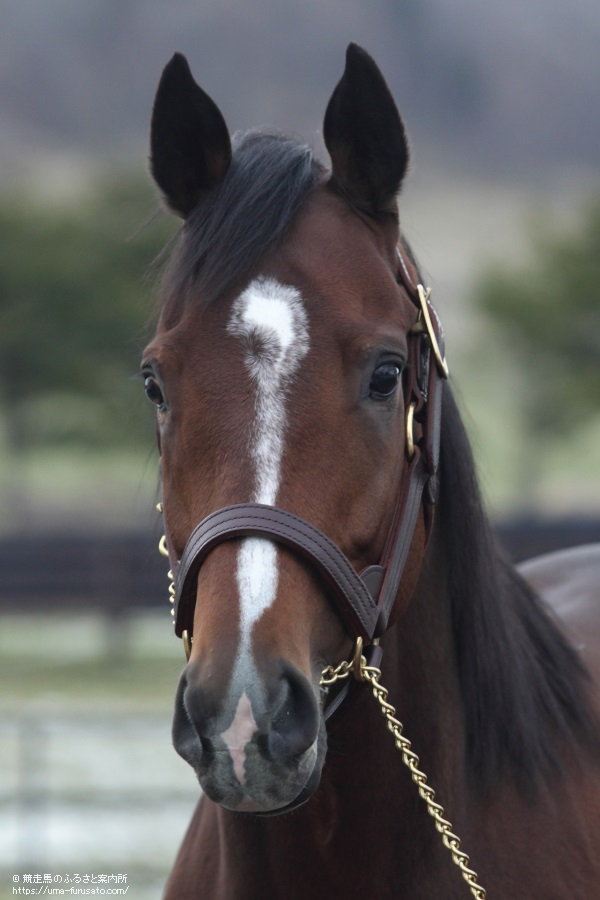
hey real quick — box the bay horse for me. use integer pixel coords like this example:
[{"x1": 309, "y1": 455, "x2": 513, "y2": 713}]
[{"x1": 142, "y1": 44, "x2": 600, "y2": 899}]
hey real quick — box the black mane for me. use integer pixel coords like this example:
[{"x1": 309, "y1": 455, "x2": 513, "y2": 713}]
[
  {"x1": 160, "y1": 131, "x2": 323, "y2": 319},
  {"x1": 440, "y1": 385, "x2": 597, "y2": 794}
]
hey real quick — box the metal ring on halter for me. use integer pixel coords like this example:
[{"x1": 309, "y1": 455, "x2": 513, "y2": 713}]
[
  {"x1": 182, "y1": 629, "x2": 193, "y2": 661},
  {"x1": 406, "y1": 402, "x2": 417, "y2": 461},
  {"x1": 351, "y1": 637, "x2": 365, "y2": 681}
]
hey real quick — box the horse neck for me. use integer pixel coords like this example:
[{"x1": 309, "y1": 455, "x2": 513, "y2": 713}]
[{"x1": 315, "y1": 519, "x2": 468, "y2": 848}]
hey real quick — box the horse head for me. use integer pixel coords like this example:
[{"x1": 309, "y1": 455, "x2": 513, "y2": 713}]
[{"x1": 143, "y1": 45, "x2": 436, "y2": 814}]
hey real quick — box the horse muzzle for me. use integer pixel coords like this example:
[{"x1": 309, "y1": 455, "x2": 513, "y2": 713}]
[{"x1": 172, "y1": 657, "x2": 328, "y2": 813}]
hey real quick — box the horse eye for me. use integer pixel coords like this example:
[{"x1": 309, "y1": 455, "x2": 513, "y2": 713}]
[
  {"x1": 369, "y1": 363, "x2": 401, "y2": 400},
  {"x1": 144, "y1": 374, "x2": 165, "y2": 409}
]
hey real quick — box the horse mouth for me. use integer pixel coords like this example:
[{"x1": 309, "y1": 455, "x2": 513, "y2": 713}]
[
  {"x1": 177, "y1": 729, "x2": 326, "y2": 815},
  {"x1": 172, "y1": 671, "x2": 328, "y2": 815},
  {"x1": 202, "y1": 732, "x2": 325, "y2": 814},
  {"x1": 237, "y1": 756, "x2": 325, "y2": 816}
]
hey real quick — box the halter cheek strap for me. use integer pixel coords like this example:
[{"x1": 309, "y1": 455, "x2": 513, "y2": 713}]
[{"x1": 164, "y1": 248, "x2": 448, "y2": 655}]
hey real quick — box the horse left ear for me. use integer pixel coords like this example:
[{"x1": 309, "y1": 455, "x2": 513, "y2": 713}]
[
  {"x1": 324, "y1": 44, "x2": 409, "y2": 213},
  {"x1": 150, "y1": 53, "x2": 232, "y2": 218}
]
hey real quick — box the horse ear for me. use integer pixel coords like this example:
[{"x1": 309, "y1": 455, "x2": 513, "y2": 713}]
[
  {"x1": 150, "y1": 53, "x2": 232, "y2": 218},
  {"x1": 323, "y1": 44, "x2": 409, "y2": 213}
]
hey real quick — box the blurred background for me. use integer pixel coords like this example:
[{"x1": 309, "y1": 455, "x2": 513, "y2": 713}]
[{"x1": 1, "y1": 1, "x2": 599, "y2": 896}]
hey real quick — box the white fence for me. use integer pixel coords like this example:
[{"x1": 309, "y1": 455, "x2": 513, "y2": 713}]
[{"x1": 0, "y1": 713, "x2": 198, "y2": 898}]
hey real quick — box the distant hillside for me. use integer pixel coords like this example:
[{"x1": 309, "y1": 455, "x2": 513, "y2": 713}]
[{"x1": 1, "y1": 0, "x2": 599, "y2": 181}]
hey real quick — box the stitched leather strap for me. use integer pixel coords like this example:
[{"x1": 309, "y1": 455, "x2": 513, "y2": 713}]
[
  {"x1": 371, "y1": 447, "x2": 430, "y2": 636},
  {"x1": 174, "y1": 504, "x2": 381, "y2": 641},
  {"x1": 173, "y1": 452, "x2": 430, "y2": 642}
]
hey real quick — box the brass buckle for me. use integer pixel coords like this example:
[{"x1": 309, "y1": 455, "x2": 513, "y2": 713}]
[
  {"x1": 158, "y1": 513, "x2": 190, "y2": 658},
  {"x1": 413, "y1": 285, "x2": 449, "y2": 379},
  {"x1": 406, "y1": 401, "x2": 416, "y2": 461},
  {"x1": 182, "y1": 629, "x2": 193, "y2": 661},
  {"x1": 351, "y1": 636, "x2": 365, "y2": 680}
]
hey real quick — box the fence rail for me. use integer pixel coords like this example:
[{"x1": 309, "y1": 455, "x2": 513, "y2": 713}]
[
  {"x1": 0, "y1": 599, "x2": 195, "y2": 892},
  {"x1": 0, "y1": 519, "x2": 599, "y2": 615},
  {"x1": 0, "y1": 533, "x2": 165, "y2": 614},
  {"x1": 0, "y1": 712, "x2": 196, "y2": 876}
]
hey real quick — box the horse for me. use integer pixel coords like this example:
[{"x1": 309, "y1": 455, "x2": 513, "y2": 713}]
[{"x1": 142, "y1": 44, "x2": 600, "y2": 899}]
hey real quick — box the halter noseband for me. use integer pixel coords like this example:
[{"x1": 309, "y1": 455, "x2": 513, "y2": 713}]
[{"x1": 161, "y1": 245, "x2": 448, "y2": 677}]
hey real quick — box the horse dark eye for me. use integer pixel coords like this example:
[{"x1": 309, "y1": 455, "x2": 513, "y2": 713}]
[
  {"x1": 369, "y1": 364, "x2": 401, "y2": 400},
  {"x1": 144, "y1": 375, "x2": 165, "y2": 408}
]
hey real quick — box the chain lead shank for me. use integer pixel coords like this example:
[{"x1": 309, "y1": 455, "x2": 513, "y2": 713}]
[{"x1": 320, "y1": 643, "x2": 486, "y2": 900}]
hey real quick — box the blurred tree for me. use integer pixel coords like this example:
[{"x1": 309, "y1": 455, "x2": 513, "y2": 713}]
[
  {"x1": 0, "y1": 174, "x2": 175, "y2": 453},
  {"x1": 475, "y1": 199, "x2": 600, "y2": 439}
]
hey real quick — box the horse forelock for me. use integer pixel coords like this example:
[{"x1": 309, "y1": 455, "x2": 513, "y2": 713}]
[{"x1": 158, "y1": 131, "x2": 324, "y2": 323}]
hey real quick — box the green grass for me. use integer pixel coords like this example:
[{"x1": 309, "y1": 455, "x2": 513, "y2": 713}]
[
  {"x1": 0, "y1": 447, "x2": 158, "y2": 536},
  {"x1": 452, "y1": 350, "x2": 600, "y2": 517},
  {"x1": 1, "y1": 653, "x2": 183, "y2": 709},
  {"x1": 0, "y1": 611, "x2": 184, "y2": 711}
]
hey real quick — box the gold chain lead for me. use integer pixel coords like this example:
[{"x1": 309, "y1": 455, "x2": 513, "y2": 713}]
[
  {"x1": 320, "y1": 644, "x2": 486, "y2": 900},
  {"x1": 158, "y1": 534, "x2": 177, "y2": 624}
]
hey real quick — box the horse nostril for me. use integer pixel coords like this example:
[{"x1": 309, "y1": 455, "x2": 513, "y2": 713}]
[
  {"x1": 172, "y1": 672, "x2": 205, "y2": 768},
  {"x1": 266, "y1": 664, "x2": 319, "y2": 761},
  {"x1": 172, "y1": 668, "x2": 224, "y2": 759}
]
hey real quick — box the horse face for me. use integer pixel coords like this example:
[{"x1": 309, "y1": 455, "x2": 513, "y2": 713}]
[{"x1": 144, "y1": 46, "x2": 420, "y2": 813}]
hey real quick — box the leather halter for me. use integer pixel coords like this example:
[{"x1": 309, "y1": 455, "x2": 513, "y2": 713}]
[{"x1": 164, "y1": 244, "x2": 448, "y2": 665}]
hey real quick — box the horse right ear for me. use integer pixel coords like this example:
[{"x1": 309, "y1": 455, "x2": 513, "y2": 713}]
[{"x1": 150, "y1": 53, "x2": 232, "y2": 218}]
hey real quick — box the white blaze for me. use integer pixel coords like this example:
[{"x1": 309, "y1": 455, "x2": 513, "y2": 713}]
[
  {"x1": 220, "y1": 692, "x2": 257, "y2": 784},
  {"x1": 222, "y1": 277, "x2": 309, "y2": 782},
  {"x1": 227, "y1": 276, "x2": 309, "y2": 636}
]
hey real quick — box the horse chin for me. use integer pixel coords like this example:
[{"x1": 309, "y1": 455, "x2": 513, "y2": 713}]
[
  {"x1": 239, "y1": 761, "x2": 324, "y2": 817},
  {"x1": 197, "y1": 727, "x2": 326, "y2": 816}
]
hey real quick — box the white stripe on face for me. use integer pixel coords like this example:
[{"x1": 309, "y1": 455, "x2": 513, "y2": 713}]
[
  {"x1": 222, "y1": 277, "x2": 310, "y2": 783},
  {"x1": 227, "y1": 276, "x2": 310, "y2": 633},
  {"x1": 220, "y1": 692, "x2": 257, "y2": 784}
]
